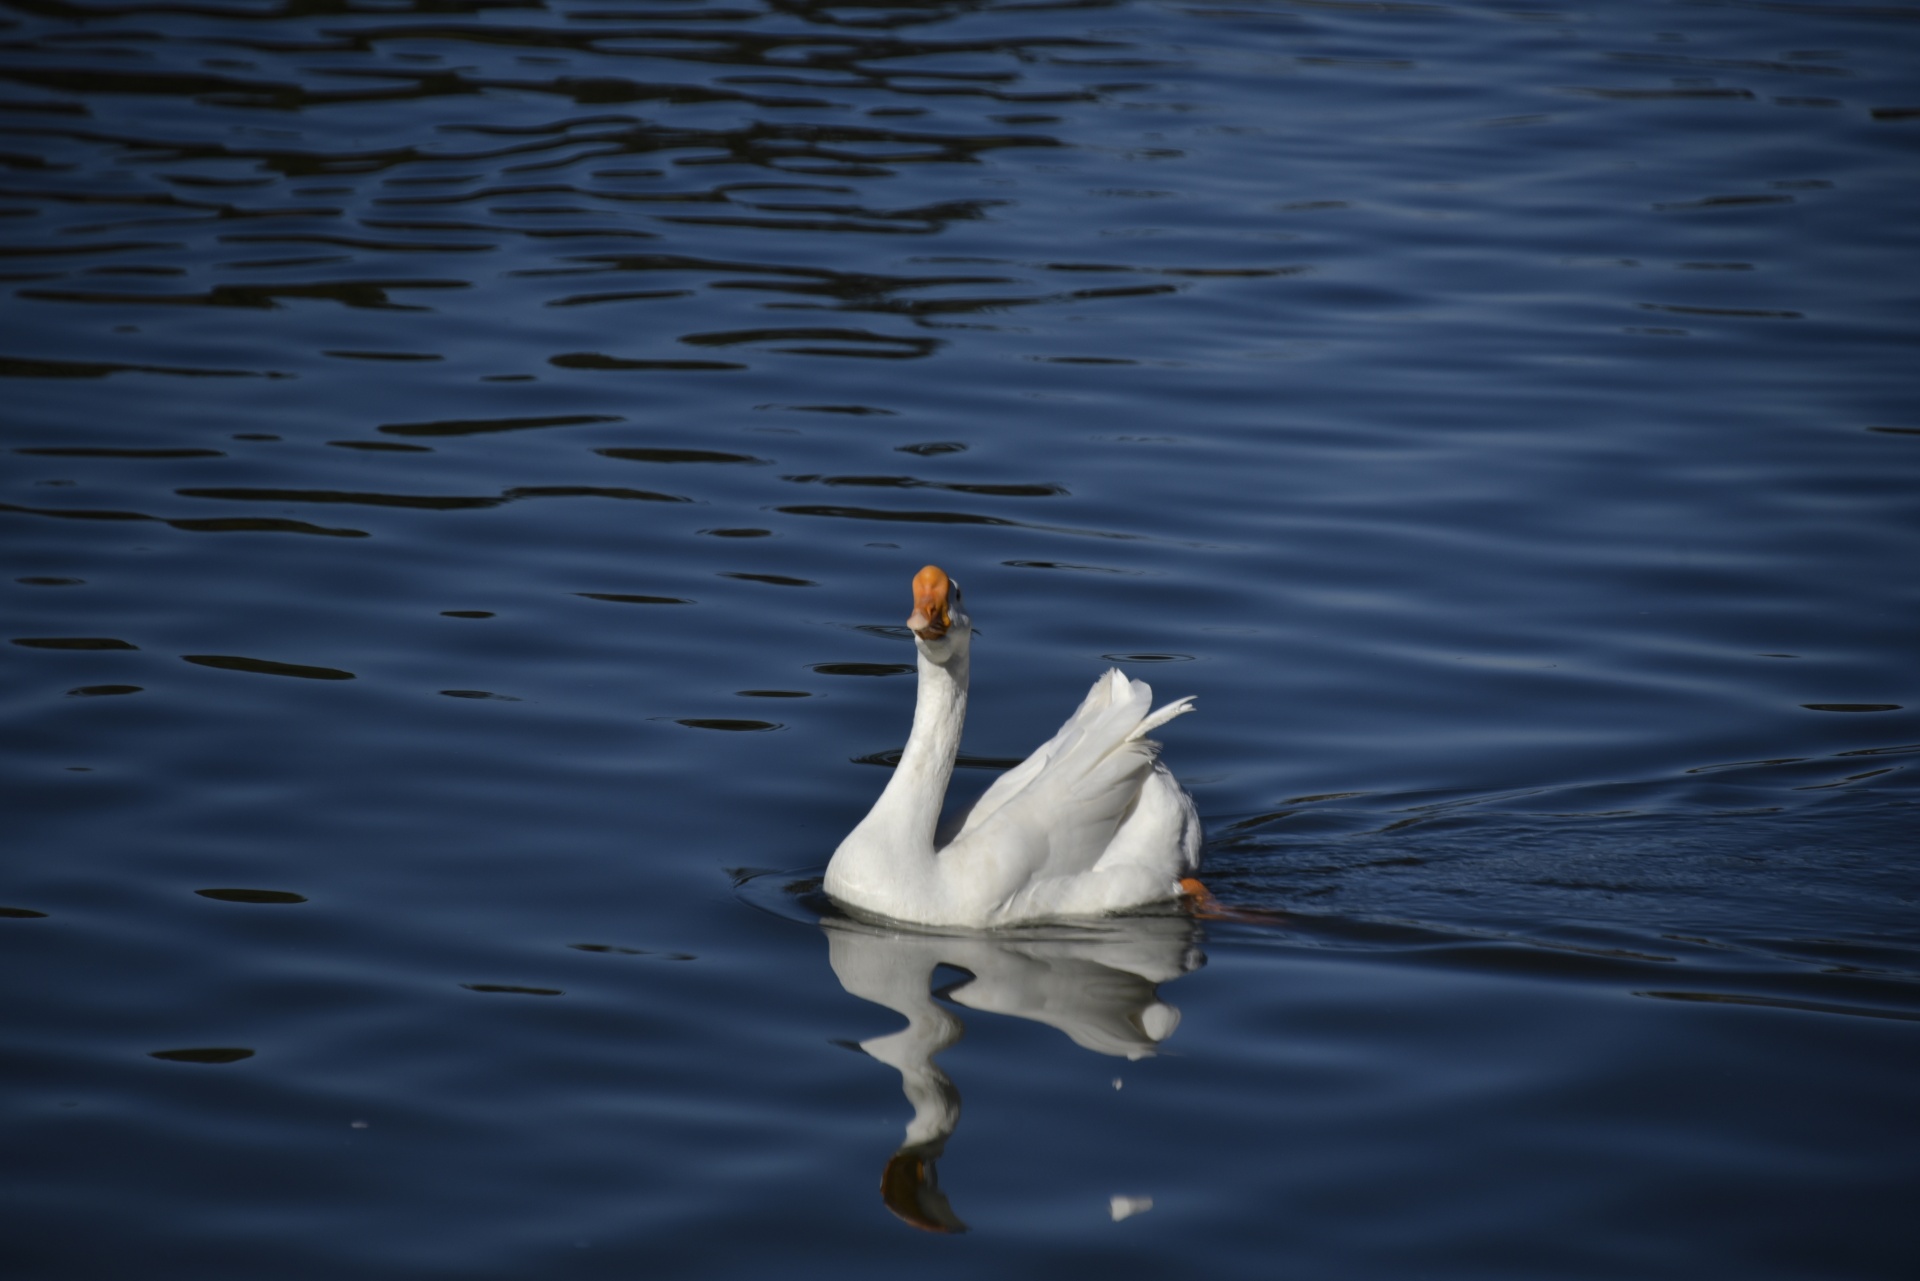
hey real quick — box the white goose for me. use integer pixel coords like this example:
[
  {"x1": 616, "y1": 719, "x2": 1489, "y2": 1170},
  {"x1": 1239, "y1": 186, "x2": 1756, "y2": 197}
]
[{"x1": 823, "y1": 565, "x2": 1203, "y2": 927}]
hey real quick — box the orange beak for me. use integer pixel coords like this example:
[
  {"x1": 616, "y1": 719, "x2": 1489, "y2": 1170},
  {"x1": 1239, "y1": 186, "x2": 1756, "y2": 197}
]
[{"x1": 906, "y1": 565, "x2": 952, "y2": 640}]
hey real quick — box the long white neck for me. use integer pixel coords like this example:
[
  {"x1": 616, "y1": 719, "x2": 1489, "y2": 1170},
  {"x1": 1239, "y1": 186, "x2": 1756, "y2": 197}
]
[
  {"x1": 873, "y1": 644, "x2": 968, "y2": 852},
  {"x1": 825, "y1": 641, "x2": 968, "y2": 914}
]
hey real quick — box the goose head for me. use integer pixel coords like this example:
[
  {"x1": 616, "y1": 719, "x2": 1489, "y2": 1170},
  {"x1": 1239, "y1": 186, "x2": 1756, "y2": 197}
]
[{"x1": 906, "y1": 564, "x2": 970, "y2": 666}]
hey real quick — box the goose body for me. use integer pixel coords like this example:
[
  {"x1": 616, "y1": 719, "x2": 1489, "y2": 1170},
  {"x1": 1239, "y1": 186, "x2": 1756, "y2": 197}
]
[{"x1": 823, "y1": 566, "x2": 1201, "y2": 927}]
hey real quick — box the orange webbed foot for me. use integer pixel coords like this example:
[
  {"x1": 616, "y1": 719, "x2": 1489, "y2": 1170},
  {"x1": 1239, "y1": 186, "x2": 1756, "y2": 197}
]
[
  {"x1": 1181, "y1": 876, "x2": 1290, "y2": 923},
  {"x1": 1179, "y1": 877, "x2": 1223, "y2": 916}
]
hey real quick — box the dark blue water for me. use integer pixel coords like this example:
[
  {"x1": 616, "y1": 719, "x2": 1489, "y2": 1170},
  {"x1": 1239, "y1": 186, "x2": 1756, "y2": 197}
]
[{"x1": 4, "y1": 0, "x2": 1917, "y2": 1275}]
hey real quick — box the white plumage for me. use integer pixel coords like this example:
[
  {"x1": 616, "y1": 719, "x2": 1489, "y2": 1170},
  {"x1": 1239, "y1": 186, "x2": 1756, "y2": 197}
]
[{"x1": 823, "y1": 565, "x2": 1202, "y2": 927}]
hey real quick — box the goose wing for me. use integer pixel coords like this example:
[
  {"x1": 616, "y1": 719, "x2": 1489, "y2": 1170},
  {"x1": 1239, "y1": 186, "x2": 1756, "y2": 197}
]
[{"x1": 949, "y1": 669, "x2": 1193, "y2": 886}]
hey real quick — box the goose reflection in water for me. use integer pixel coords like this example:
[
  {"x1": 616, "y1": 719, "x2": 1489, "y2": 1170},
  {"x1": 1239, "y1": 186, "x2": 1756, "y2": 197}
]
[{"x1": 822, "y1": 911, "x2": 1205, "y2": 1233}]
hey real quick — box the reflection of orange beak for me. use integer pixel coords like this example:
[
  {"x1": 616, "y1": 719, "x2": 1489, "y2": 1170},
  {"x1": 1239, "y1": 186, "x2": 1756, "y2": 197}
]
[
  {"x1": 906, "y1": 565, "x2": 951, "y2": 640},
  {"x1": 880, "y1": 1148, "x2": 968, "y2": 1234}
]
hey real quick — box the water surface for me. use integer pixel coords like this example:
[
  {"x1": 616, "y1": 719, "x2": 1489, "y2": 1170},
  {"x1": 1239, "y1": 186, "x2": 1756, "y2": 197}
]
[{"x1": 3, "y1": 0, "x2": 1917, "y2": 1276}]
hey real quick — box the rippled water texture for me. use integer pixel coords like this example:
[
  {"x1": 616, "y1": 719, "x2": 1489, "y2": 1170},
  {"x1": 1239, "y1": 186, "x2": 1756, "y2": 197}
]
[{"x1": 4, "y1": 0, "x2": 1917, "y2": 1276}]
